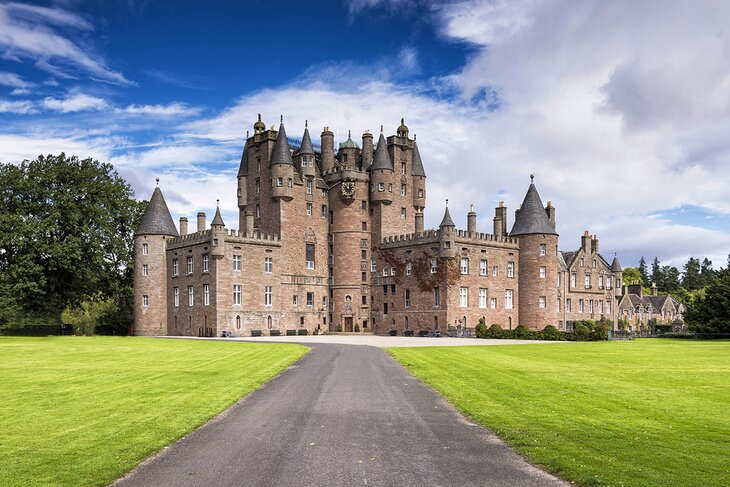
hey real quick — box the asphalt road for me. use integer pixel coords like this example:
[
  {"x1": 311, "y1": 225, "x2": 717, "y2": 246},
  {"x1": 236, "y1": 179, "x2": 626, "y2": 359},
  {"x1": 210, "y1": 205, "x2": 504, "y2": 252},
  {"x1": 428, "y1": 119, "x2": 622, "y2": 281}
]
[{"x1": 114, "y1": 344, "x2": 567, "y2": 487}]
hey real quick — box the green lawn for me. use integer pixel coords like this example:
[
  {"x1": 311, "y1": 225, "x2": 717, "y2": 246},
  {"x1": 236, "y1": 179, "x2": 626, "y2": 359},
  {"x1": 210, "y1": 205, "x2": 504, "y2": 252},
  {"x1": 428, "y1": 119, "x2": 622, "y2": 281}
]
[
  {"x1": 388, "y1": 340, "x2": 729, "y2": 487},
  {"x1": 0, "y1": 336, "x2": 307, "y2": 487}
]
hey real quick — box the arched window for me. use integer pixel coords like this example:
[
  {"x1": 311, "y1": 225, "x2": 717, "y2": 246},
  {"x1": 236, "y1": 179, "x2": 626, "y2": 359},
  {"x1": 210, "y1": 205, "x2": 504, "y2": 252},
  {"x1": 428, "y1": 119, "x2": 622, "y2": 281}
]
[
  {"x1": 267, "y1": 316, "x2": 272, "y2": 329},
  {"x1": 434, "y1": 315, "x2": 439, "y2": 330},
  {"x1": 405, "y1": 316, "x2": 409, "y2": 330},
  {"x1": 236, "y1": 315, "x2": 241, "y2": 329}
]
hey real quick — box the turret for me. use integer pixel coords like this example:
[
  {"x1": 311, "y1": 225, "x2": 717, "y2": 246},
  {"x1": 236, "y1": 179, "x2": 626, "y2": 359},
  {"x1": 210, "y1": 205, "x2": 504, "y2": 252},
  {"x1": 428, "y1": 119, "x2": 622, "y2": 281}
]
[
  {"x1": 397, "y1": 118, "x2": 409, "y2": 138},
  {"x1": 210, "y1": 202, "x2": 225, "y2": 258},
  {"x1": 411, "y1": 135, "x2": 426, "y2": 209},
  {"x1": 467, "y1": 205, "x2": 477, "y2": 236},
  {"x1": 438, "y1": 202, "x2": 456, "y2": 259},
  {"x1": 270, "y1": 117, "x2": 294, "y2": 201},
  {"x1": 361, "y1": 131, "x2": 373, "y2": 170},
  {"x1": 321, "y1": 127, "x2": 335, "y2": 173},
  {"x1": 244, "y1": 208, "x2": 254, "y2": 237},
  {"x1": 368, "y1": 129, "x2": 394, "y2": 205},
  {"x1": 134, "y1": 181, "x2": 178, "y2": 336},
  {"x1": 493, "y1": 201, "x2": 507, "y2": 237},
  {"x1": 338, "y1": 130, "x2": 360, "y2": 168},
  {"x1": 298, "y1": 121, "x2": 316, "y2": 179},
  {"x1": 611, "y1": 254, "x2": 623, "y2": 298},
  {"x1": 237, "y1": 134, "x2": 249, "y2": 231},
  {"x1": 510, "y1": 176, "x2": 559, "y2": 330},
  {"x1": 253, "y1": 113, "x2": 265, "y2": 135}
]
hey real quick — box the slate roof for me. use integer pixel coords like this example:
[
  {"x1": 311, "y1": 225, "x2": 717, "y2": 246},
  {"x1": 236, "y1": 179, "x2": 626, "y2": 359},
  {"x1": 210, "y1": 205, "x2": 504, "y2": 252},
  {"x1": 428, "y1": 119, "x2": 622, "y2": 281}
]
[
  {"x1": 270, "y1": 123, "x2": 294, "y2": 166},
  {"x1": 509, "y1": 183, "x2": 558, "y2": 236},
  {"x1": 561, "y1": 251, "x2": 576, "y2": 267},
  {"x1": 439, "y1": 206, "x2": 455, "y2": 227},
  {"x1": 237, "y1": 143, "x2": 248, "y2": 177},
  {"x1": 411, "y1": 140, "x2": 426, "y2": 177},
  {"x1": 135, "y1": 186, "x2": 179, "y2": 236},
  {"x1": 611, "y1": 255, "x2": 623, "y2": 272},
  {"x1": 369, "y1": 132, "x2": 393, "y2": 171},
  {"x1": 557, "y1": 251, "x2": 568, "y2": 271},
  {"x1": 211, "y1": 206, "x2": 225, "y2": 227},
  {"x1": 299, "y1": 125, "x2": 314, "y2": 155}
]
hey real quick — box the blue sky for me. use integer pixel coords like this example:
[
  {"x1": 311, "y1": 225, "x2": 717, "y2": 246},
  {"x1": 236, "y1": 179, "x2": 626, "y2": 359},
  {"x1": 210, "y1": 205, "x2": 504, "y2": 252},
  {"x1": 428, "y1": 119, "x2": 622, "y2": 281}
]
[{"x1": 2, "y1": 0, "x2": 730, "y2": 269}]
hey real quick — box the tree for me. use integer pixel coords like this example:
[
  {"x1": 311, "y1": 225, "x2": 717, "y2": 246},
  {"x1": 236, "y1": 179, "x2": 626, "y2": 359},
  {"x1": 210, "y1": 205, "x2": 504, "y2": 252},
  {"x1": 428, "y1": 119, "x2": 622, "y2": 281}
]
[
  {"x1": 651, "y1": 257, "x2": 661, "y2": 287},
  {"x1": 0, "y1": 154, "x2": 144, "y2": 331},
  {"x1": 622, "y1": 267, "x2": 642, "y2": 286},
  {"x1": 684, "y1": 269, "x2": 730, "y2": 335},
  {"x1": 682, "y1": 257, "x2": 702, "y2": 291},
  {"x1": 700, "y1": 258, "x2": 715, "y2": 288},
  {"x1": 638, "y1": 257, "x2": 649, "y2": 286},
  {"x1": 662, "y1": 266, "x2": 681, "y2": 292}
]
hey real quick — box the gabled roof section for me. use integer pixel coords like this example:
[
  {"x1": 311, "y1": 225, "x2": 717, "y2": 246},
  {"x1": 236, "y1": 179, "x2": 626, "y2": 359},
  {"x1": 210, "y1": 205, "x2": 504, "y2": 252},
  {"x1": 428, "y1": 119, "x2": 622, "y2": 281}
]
[
  {"x1": 369, "y1": 132, "x2": 393, "y2": 171},
  {"x1": 611, "y1": 255, "x2": 623, "y2": 272},
  {"x1": 557, "y1": 251, "x2": 568, "y2": 271},
  {"x1": 211, "y1": 206, "x2": 225, "y2": 227},
  {"x1": 299, "y1": 124, "x2": 314, "y2": 155},
  {"x1": 509, "y1": 182, "x2": 558, "y2": 236},
  {"x1": 411, "y1": 139, "x2": 426, "y2": 177},
  {"x1": 270, "y1": 122, "x2": 294, "y2": 166},
  {"x1": 439, "y1": 206, "x2": 455, "y2": 227},
  {"x1": 561, "y1": 251, "x2": 576, "y2": 267},
  {"x1": 135, "y1": 186, "x2": 179, "y2": 236},
  {"x1": 237, "y1": 143, "x2": 248, "y2": 177}
]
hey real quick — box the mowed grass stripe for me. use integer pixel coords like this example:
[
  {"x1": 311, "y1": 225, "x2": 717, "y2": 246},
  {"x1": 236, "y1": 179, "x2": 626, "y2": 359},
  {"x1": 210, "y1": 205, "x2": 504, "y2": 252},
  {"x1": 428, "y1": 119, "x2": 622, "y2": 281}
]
[
  {"x1": 387, "y1": 340, "x2": 729, "y2": 487},
  {"x1": 0, "y1": 336, "x2": 307, "y2": 487}
]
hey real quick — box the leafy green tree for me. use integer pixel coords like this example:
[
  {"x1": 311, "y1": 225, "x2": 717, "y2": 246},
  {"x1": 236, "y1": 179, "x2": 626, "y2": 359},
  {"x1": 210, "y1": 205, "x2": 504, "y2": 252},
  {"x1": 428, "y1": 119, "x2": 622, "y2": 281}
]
[
  {"x1": 0, "y1": 154, "x2": 144, "y2": 332},
  {"x1": 682, "y1": 257, "x2": 702, "y2": 291},
  {"x1": 662, "y1": 266, "x2": 681, "y2": 292},
  {"x1": 651, "y1": 257, "x2": 661, "y2": 287},
  {"x1": 684, "y1": 269, "x2": 730, "y2": 335},
  {"x1": 638, "y1": 257, "x2": 649, "y2": 286},
  {"x1": 700, "y1": 258, "x2": 715, "y2": 288},
  {"x1": 622, "y1": 267, "x2": 643, "y2": 286}
]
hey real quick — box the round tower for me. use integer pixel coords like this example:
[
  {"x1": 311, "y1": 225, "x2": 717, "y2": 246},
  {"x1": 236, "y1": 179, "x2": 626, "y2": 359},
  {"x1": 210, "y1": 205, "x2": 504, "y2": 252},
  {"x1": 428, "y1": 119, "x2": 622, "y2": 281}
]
[
  {"x1": 411, "y1": 135, "x2": 426, "y2": 210},
  {"x1": 237, "y1": 134, "x2": 249, "y2": 231},
  {"x1": 210, "y1": 202, "x2": 226, "y2": 258},
  {"x1": 510, "y1": 177, "x2": 559, "y2": 330},
  {"x1": 361, "y1": 131, "x2": 374, "y2": 170},
  {"x1": 338, "y1": 130, "x2": 360, "y2": 168},
  {"x1": 369, "y1": 129, "x2": 394, "y2": 205},
  {"x1": 321, "y1": 127, "x2": 335, "y2": 174},
  {"x1": 438, "y1": 203, "x2": 456, "y2": 259},
  {"x1": 270, "y1": 117, "x2": 294, "y2": 201},
  {"x1": 134, "y1": 181, "x2": 179, "y2": 336}
]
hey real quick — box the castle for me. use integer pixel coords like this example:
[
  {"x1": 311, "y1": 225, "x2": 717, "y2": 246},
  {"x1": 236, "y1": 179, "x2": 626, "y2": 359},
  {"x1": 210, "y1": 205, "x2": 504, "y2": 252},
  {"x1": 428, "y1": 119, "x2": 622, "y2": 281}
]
[{"x1": 133, "y1": 116, "x2": 629, "y2": 337}]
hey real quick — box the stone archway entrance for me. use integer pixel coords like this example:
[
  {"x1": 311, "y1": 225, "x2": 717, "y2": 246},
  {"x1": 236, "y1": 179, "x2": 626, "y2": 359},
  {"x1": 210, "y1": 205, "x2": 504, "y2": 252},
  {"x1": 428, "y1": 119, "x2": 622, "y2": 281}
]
[{"x1": 344, "y1": 317, "x2": 353, "y2": 332}]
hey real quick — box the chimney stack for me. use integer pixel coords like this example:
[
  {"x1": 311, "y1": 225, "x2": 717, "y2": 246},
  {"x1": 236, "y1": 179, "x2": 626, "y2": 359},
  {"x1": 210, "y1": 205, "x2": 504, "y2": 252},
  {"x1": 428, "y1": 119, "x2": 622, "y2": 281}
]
[
  {"x1": 362, "y1": 131, "x2": 373, "y2": 170},
  {"x1": 321, "y1": 127, "x2": 334, "y2": 173},
  {"x1": 197, "y1": 212, "x2": 206, "y2": 232},
  {"x1": 493, "y1": 201, "x2": 507, "y2": 236},
  {"x1": 467, "y1": 204, "x2": 477, "y2": 236},
  {"x1": 179, "y1": 217, "x2": 188, "y2": 236},
  {"x1": 591, "y1": 235, "x2": 599, "y2": 254},
  {"x1": 545, "y1": 201, "x2": 555, "y2": 228},
  {"x1": 581, "y1": 230, "x2": 591, "y2": 253},
  {"x1": 415, "y1": 209, "x2": 424, "y2": 234},
  {"x1": 244, "y1": 209, "x2": 254, "y2": 237}
]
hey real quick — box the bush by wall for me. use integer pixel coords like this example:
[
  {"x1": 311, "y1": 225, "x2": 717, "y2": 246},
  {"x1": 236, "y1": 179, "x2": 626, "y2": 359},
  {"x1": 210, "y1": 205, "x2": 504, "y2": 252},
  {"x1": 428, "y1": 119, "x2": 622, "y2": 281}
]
[{"x1": 474, "y1": 320, "x2": 610, "y2": 341}]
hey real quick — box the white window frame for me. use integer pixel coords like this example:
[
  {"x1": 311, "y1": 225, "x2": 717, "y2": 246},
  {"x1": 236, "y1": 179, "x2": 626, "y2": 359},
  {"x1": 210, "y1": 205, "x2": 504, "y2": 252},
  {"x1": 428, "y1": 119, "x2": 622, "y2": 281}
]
[
  {"x1": 507, "y1": 262, "x2": 514, "y2": 278},
  {"x1": 142, "y1": 264, "x2": 148, "y2": 276},
  {"x1": 480, "y1": 259, "x2": 488, "y2": 276},
  {"x1": 306, "y1": 179, "x2": 312, "y2": 194},
  {"x1": 265, "y1": 286, "x2": 273, "y2": 306},
  {"x1": 172, "y1": 259, "x2": 178, "y2": 276},
  {"x1": 233, "y1": 284, "x2": 242, "y2": 305},
  {"x1": 142, "y1": 294, "x2": 149, "y2": 306},
  {"x1": 173, "y1": 287, "x2": 179, "y2": 307},
  {"x1": 406, "y1": 262, "x2": 412, "y2": 276},
  {"x1": 430, "y1": 258, "x2": 437, "y2": 274},
  {"x1": 404, "y1": 289, "x2": 411, "y2": 308},
  {"x1": 492, "y1": 266, "x2": 499, "y2": 277},
  {"x1": 264, "y1": 257, "x2": 273, "y2": 273},
  {"x1": 459, "y1": 287, "x2": 468, "y2": 307},
  {"x1": 306, "y1": 292, "x2": 314, "y2": 307},
  {"x1": 186, "y1": 256, "x2": 193, "y2": 274},
  {"x1": 306, "y1": 203, "x2": 313, "y2": 216},
  {"x1": 540, "y1": 244, "x2": 546, "y2": 256},
  {"x1": 233, "y1": 255, "x2": 241, "y2": 271},
  {"x1": 203, "y1": 284, "x2": 209, "y2": 306},
  {"x1": 142, "y1": 243, "x2": 149, "y2": 255},
  {"x1": 202, "y1": 254, "x2": 209, "y2": 273},
  {"x1": 479, "y1": 288, "x2": 487, "y2": 308},
  {"x1": 490, "y1": 297, "x2": 497, "y2": 309},
  {"x1": 188, "y1": 286, "x2": 194, "y2": 307},
  {"x1": 461, "y1": 257, "x2": 469, "y2": 275},
  {"x1": 539, "y1": 296, "x2": 546, "y2": 309},
  {"x1": 539, "y1": 266, "x2": 546, "y2": 278},
  {"x1": 504, "y1": 289, "x2": 514, "y2": 309}
]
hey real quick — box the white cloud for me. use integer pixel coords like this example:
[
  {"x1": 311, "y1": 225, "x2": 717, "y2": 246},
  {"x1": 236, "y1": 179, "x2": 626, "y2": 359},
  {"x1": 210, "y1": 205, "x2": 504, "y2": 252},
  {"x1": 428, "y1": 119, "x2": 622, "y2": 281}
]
[
  {"x1": 0, "y1": 99, "x2": 35, "y2": 114},
  {"x1": 122, "y1": 102, "x2": 202, "y2": 117},
  {"x1": 0, "y1": 2, "x2": 132, "y2": 85},
  {"x1": 0, "y1": 70, "x2": 32, "y2": 88},
  {"x1": 42, "y1": 93, "x2": 108, "y2": 112}
]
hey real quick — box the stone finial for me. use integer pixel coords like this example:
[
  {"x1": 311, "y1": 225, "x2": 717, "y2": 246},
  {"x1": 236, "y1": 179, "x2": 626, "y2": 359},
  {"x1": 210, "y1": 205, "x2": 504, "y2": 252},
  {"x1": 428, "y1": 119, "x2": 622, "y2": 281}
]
[
  {"x1": 155, "y1": 177, "x2": 159, "y2": 186},
  {"x1": 280, "y1": 114, "x2": 283, "y2": 123},
  {"x1": 530, "y1": 174, "x2": 534, "y2": 183},
  {"x1": 380, "y1": 125, "x2": 383, "y2": 133},
  {"x1": 305, "y1": 119, "x2": 308, "y2": 128},
  {"x1": 258, "y1": 113, "x2": 261, "y2": 121}
]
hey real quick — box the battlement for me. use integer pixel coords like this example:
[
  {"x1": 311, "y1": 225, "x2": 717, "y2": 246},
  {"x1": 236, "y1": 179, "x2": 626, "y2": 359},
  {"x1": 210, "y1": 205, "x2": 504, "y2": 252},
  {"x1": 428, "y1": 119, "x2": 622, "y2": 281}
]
[
  {"x1": 167, "y1": 230, "x2": 211, "y2": 246},
  {"x1": 380, "y1": 228, "x2": 519, "y2": 248},
  {"x1": 166, "y1": 228, "x2": 281, "y2": 250}
]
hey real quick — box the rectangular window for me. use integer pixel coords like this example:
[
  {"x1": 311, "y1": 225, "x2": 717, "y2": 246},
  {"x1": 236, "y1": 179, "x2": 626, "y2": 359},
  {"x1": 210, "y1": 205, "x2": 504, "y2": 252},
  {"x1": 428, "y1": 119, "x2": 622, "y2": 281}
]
[
  {"x1": 599, "y1": 275, "x2": 604, "y2": 289},
  {"x1": 388, "y1": 183, "x2": 392, "y2": 192},
  {"x1": 418, "y1": 189, "x2": 423, "y2": 198},
  {"x1": 589, "y1": 300, "x2": 594, "y2": 314},
  {"x1": 492, "y1": 266, "x2": 499, "y2": 277},
  {"x1": 507, "y1": 262, "x2": 514, "y2": 278},
  {"x1": 382, "y1": 268, "x2": 388, "y2": 277},
  {"x1": 434, "y1": 287, "x2": 440, "y2": 307},
  {"x1": 293, "y1": 294, "x2": 298, "y2": 306},
  {"x1": 479, "y1": 288, "x2": 487, "y2": 308},
  {"x1": 539, "y1": 266, "x2": 546, "y2": 278},
  {"x1": 203, "y1": 284, "x2": 210, "y2": 306},
  {"x1": 540, "y1": 244, "x2": 546, "y2": 256},
  {"x1": 371, "y1": 260, "x2": 377, "y2": 272},
  {"x1": 378, "y1": 182, "x2": 384, "y2": 191},
  {"x1": 431, "y1": 258, "x2": 437, "y2": 274},
  {"x1": 400, "y1": 184, "x2": 406, "y2": 196},
  {"x1": 539, "y1": 296, "x2": 546, "y2": 309},
  {"x1": 606, "y1": 277, "x2": 612, "y2": 290},
  {"x1": 233, "y1": 255, "x2": 241, "y2": 271},
  {"x1": 459, "y1": 287, "x2": 468, "y2": 307},
  {"x1": 401, "y1": 162, "x2": 406, "y2": 175},
  {"x1": 400, "y1": 207, "x2": 406, "y2": 220},
  {"x1": 480, "y1": 259, "x2": 488, "y2": 276},
  {"x1": 255, "y1": 179, "x2": 260, "y2": 194},
  {"x1": 255, "y1": 204, "x2": 260, "y2": 218},
  {"x1": 406, "y1": 262, "x2": 412, "y2": 276},
  {"x1": 404, "y1": 289, "x2": 411, "y2": 308},
  {"x1": 585, "y1": 274, "x2": 591, "y2": 288},
  {"x1": 362, "y1": 271, "x2": 367, "y2": 282},
  {"x1": 202, "y1": 254, "x2": 209, "y2": 273},
  {"x1": 306, "y1": 292, "x2": 314, "y2": 306},
  {"x1": 571, "y1": 273, "x2": 577, "y2": 288},
  {"x1": 276, "y1": 177, "x2": 283, "y2": 187},
  {"x1": 306, "y1": 243, "x2": 315, "y2": 269},
  {"x1": 187, "y1": 256, "x2": 193, "y2": 274},
  {"x1": 504, "y1": 289, "x2": 514, "y2": 309},
  {"x1": 264, "y1": 257, "x2": 273, "y2": 273},
  {"x1": 188, "y1": 286, "x2": 194, "y2": 306},
  {"x1": 579, "y1": 299, "x2": 584, "y2": 313},
  {"x1": 265, "y1": 286, "x2": 273, "y2": 306},
  {"x1": 142, "y1": 264, "x2": 148, "y2": 276},
  {"x1": 321, "y1": 205, "x2": 327, "y2": 218},
  {"x1": 461, "y1": 257, "x2": 469, "y2": 274},
  {"x1": 490, "y1": 297, "x2": 497, "y2": 309},
  {"x1": 361, "y1": 200, "x2": 367, "y2": 210},
  {"x1": 383, "y1": 302, "x2": 389, "y2": 315},
  {"x1": 362, "y1": 221, "x2": 367, "y2": 230},
  {"x1": 557, "y1": 297, "x2": 561, "y2": 312},
  {"x1": 390, "y1": 267, "x2": 396, "y2": 277},
  {"x1": 599, "y1": 300, "x2": 603, "y2": 314},
  {"x1": 593, "y1": 259, "x2": 597, "y2": 268},
  {"x1": 306, "y1": 179, "x2": 312, "y2": 194},
  {"x1": 233, "y1": 284, "x2": 241, "y2": 305},
  {"x1": 567, "y1": 298, "x2": 572, "y2": 312},
  {"x1": 606, "y1": 300, "x2": 611, "y2": 313},
  {"x1": 142, "y1": 243, "x2": 148, "y2": 255},
  {"x1": 172, "y1": 259, "x2": 178, "y2": 276},
  {"x1": 173, "y1": 287, "x2": 179, "y2": 307},
  {"x1": 306, "y1": 203, "x2": 313, "y2": 216},
  {"x1": 142, "y1": 294, "x2": 149, "y2": 306}
]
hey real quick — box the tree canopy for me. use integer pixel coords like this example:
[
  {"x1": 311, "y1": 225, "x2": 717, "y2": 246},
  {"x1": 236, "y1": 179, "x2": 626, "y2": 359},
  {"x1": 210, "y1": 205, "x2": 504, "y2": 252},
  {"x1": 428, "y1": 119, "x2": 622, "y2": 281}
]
[
  {"x1": 0, "y1": 154, "x2": 144, "y2": 332},
  {"x1": 684, "y1": 268, "x2": 730, "y2": 335}
]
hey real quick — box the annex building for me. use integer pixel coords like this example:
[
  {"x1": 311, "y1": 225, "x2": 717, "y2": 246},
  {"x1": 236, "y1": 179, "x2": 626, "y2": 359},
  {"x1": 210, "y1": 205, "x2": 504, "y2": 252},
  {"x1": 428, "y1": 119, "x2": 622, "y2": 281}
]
[{"x1": 134, "y1": 116, "x2": 636, "y2": 337}]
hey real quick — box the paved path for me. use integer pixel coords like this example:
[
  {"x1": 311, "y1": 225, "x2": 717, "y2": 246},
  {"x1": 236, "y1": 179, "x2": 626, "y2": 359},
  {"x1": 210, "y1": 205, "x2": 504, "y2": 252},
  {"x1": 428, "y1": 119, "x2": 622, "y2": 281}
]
[{"x1": 114, "y1": 344, "x2": 567, "y2": 487}]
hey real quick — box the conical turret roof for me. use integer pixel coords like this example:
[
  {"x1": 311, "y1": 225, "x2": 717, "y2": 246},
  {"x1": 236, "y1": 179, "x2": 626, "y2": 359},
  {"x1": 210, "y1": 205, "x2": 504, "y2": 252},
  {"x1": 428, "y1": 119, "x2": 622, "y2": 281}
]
[
  {"x1": 237, "y1": 143, "x2": 248, "y2": 177},
  {"x1": 611, "y1": 255, "x2": 622, "y2": 272},
  {"x1": 369, "y1": 132, "x2": 392, "y2": 171},
  {"x1": 439, "y1": 206, "x2": 455, "y2": 227},
  {"x1": 135, "y1": 186, "x2": 179, "y2": 236},
  {"x1": 509, "y1": 182, "x2": 558, "y2": 236},
  {"x1": 411, "y1": 139, "x2": 426, "y2": 177},
  {"x1": 211, "y1": 206, "x2": 225, "y2": 227},
  {"x1": 270, "y1": 122, "x2": 293, "y2": 166},
  {"x1": 299, "y1": 123, "x2": 314, "y2": 155}
]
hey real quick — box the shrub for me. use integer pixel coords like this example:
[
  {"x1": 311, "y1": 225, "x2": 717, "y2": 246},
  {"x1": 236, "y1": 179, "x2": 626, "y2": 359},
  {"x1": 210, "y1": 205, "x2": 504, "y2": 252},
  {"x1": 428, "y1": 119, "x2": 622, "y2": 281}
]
[
  {"x1": 485, "y1": 324, "x2": 503, "y2": 338},
  {"x1": 573, "y1": 324, "x2": 590, "y2": 340},
  {"x1": 354, "y1": 323, "x2": 360, "y2": 332},
  {"x1": 512, "y1": 324, "x2": 531, "y2": 339},
  {"x1": 541, "y1": 325, "x2": 562, "y2": 341},
  {"x1": 475, "y1": 321, "x2": 488, "y2": 338},
  {"x1": 336, "y1": 324, "x2": 343, "y2": 332}
]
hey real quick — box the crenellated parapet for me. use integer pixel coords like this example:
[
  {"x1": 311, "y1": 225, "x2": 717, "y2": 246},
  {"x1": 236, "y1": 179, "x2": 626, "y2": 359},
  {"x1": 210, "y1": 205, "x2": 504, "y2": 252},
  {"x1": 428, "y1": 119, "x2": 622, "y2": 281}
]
[
  {"x1": 380, "y1": 228, "x2": 519, "y2": 250},
  {"x1": 166, "y1": 228, "x2": 281, "y2": 250}
]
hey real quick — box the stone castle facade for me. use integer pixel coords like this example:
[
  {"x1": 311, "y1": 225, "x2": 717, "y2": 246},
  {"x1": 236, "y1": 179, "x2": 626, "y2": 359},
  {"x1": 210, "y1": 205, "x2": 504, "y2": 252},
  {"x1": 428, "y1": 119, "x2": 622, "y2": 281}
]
[{"x1": 134, "y1": 116, "x2": 630, "y2": 337}]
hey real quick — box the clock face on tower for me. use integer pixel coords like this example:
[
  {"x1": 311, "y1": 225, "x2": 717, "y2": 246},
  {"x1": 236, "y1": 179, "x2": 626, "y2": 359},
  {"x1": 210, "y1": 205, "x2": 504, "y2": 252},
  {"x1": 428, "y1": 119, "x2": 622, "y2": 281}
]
[{"x1": 341, "y1": 181, "x2": 355, "y2": 197}]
